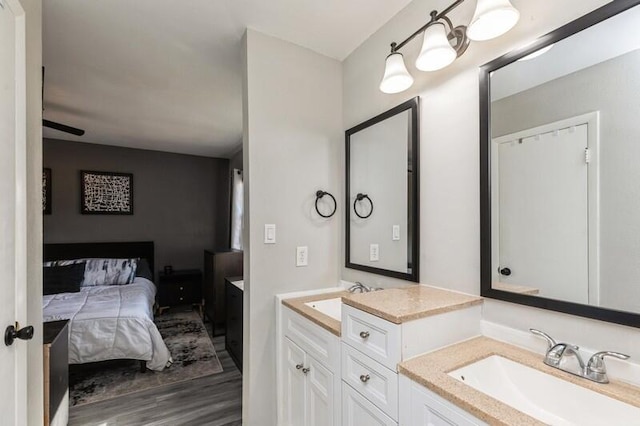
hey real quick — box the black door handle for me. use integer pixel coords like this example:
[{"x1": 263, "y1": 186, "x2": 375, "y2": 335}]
[
  {"x1": 5, "y1": 324, "x2": 34, "y2": 346},
  {"x1": 499, "y1": 267, "x2": 512, "y2": 276}
]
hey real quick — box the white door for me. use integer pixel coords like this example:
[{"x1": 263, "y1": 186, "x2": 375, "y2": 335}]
[
  {"x1": 496, "y1": 124, "x2": 589, "y2": 303},
  {"x1": 0, "y1": 0, "x2": 29, "y2": 424},
  {"x1": 281, "y1": 337, "x2": 306, "y2": 426},
  {"x1": 306, "y1": 356, "x2": 333, "y2": 426}
]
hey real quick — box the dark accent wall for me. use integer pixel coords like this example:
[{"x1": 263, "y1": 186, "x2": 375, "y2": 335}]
[{"x1": 43, "y1": 138, "x2": 231, "y2": 272}]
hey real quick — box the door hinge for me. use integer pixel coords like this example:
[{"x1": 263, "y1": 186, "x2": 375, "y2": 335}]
[{"x1": 584, "y1": 148, "x2": 592, "y2": 164}]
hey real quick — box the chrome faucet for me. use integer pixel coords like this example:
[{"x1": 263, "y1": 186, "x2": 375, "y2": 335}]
[
  {"x1": 348, "y1": 282, "x2": 371, "y2": 293},
  {"x1": 347, "y1": 282, "x2": 383, "y2": 293},
  {"x1": 530, "y1": 329, "x2": 630, "y2": 383}
]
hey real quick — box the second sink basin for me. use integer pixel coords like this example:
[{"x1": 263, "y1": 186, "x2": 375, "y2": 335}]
[
  {"x1": 304, "y1": 297, "x2": 342, "y2": 321},
  {"x1": 448, "y1": 355, "x2": 640, "y2": 425}
]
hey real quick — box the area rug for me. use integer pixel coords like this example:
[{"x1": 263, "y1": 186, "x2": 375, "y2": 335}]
[{"x1": 69, "y1": 309, "x2": 223, "y2": 406}]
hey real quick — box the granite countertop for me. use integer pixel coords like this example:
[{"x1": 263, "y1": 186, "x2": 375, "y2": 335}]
[
  {"x1": 282, "y1": 291, "x2": 348, "y2": 337},
  {"x1": 492, "y1": 281, "x2": 540, "y2": 295},
  {"x1": 342, "y1": 285, "x2": 483, "y2": 324},
  {"x1": 398, "y1": 336, "x2": 640, "y2": 426}
]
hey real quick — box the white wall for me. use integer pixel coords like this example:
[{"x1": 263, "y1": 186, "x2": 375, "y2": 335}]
[
  {"x1": 493, "y1": 50, "x2": 640, "y2": 314},
  {"x1": 242, "y1": 29, "x2": 342, "y2": 425},
  {"x1": 342, "y1": 0, "x2": 640, "y2": 360}
]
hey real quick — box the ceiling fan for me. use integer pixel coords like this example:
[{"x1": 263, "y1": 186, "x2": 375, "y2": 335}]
[{"x1": 42, "y1": 67, "x2": 85, "y2": 136}]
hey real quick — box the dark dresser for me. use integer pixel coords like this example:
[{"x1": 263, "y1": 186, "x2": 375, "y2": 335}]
[
  {"x1": 225, "y1": 277, "x2": 243, "y2": 372},
  {"x1": 203, "y1": 250, "x2": 243, "y2": 335},
  {"x1": 158, "y1": 269, "x2": 203, "y2": 314},
  {"x1": 44, "y1": 320, "x2": 69, "y2": 426}
]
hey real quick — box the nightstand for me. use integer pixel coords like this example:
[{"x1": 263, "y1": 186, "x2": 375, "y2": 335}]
[{"x1": 157, "y1": 269, "x2": 203, "y2": 315}]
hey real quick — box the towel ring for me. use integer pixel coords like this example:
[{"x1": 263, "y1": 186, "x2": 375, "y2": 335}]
[
  {"x1": 315, "y1": 190, "x2": 337, "y2": 218},
  {"x1": 354, "y1": 193, "x2": 374, "y2": 219}
]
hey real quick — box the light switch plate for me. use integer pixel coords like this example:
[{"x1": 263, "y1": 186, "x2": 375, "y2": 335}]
[
  {"x1": 369, "y1": 244, "x2": 379, "y2": 262},
  {"x1": 296, "y1": 246, "x2": 308, "y2": 267},
  {"x1": 264, "y1": 224, "x2": 276, "y2": 244},
  {"x1": 392, "y1": 225, "x2": 400, "y2": 241}
]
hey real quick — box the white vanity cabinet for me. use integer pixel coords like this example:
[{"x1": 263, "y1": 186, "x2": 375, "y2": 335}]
[
  {"x1": 279, "y1": 305, "x2": 342, "y2": 426},
  {"x1": 340, "y1": 303, "x2": 482, "y2": 426},
  {"x1": 398, "y1": 375, "x2": 487, "y2": 426}
]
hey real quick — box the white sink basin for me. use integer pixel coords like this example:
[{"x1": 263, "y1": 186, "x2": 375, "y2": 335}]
[
  {"x1": 304, "y1": 298, "x2": 342, "y2": 321},
  {"x1": 449, "y1": 355, "x2": 640, "y2": 426}
]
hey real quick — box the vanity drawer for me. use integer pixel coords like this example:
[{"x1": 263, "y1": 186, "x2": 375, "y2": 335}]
[
  {"x1": 342, "y1": 304, "x2": 401, "y2": 370},
  {"x1": 282, "y1": 306, "x2": 340, "y2": 368},
  {"x1": 342, "y1": 343, "x2": 398, "y2": 420}
]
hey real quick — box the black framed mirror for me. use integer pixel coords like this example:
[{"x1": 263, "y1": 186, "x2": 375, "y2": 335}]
[
  {"x1": 480, "y1": 0, "x2": 640, "y2": 328},
  {"x1": 346, "y1": 97, "x2": 420, "y2": 282}
]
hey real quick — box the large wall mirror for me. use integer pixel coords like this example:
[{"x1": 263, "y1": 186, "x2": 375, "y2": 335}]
[
  {"x1": 346, "y1": 97, "x2": 419, "y2": 282},
  {"x1": 480, "y1": 0, "x2": 640, "y2": 327}
]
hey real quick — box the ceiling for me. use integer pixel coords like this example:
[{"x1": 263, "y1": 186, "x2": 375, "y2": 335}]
[{"x1": 43, "y1": 0, "x2": 412, "y2": 157}]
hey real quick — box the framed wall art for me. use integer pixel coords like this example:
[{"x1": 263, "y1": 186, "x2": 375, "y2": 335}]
[
  {"x1": 81, "y1": 170, "x2": 134, "y2": 215},
  {"x1": 43, "y1": 168, "x2": 52, "y2": 215}
]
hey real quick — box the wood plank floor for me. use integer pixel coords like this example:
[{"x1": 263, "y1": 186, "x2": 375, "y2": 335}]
[{"x1": 69, "y1": 333, "x2": 242, "y2": 426}]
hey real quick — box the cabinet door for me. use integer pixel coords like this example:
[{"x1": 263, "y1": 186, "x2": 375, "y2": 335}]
[
  {"x1": 306, "y1": 355, "x2": 334, "y2": 426},
  {"x1": 342, "y1": 383, "x2": 396, "y2": 426},
  {"x1": 282, "y1": 337, "x2": 306, "y2": 426},
  {"x1": 401, "y1": 375, "x2": 486, "y2": 426}
]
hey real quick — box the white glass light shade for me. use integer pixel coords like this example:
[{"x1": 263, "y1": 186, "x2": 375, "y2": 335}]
[
  {"x1": 415, "y1": 22, "x2": 457, "y2": 72},
  {"x1": 379, "y1": 52, "x2": 414, "y2": 94},
  {"x1": 467, "y1": 0, "x2": 520, "y2": 41}
]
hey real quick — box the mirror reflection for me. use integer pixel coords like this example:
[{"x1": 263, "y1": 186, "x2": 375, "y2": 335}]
[
  {"x1": 489, "y1": 5, "x2": 640, "y2": 314},
  {"x1": 346, "y1": 98, "x2": 419, "y2": 281}
]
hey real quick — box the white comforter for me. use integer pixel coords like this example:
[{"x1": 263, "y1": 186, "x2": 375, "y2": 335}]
[{"x1": 43, "y1": 277, "x2": 171, "y2": 371}]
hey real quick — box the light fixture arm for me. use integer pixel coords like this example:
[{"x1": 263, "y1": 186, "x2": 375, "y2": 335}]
[{"x1": 391, "y1": 0, "x2": 467, "y2": 52}]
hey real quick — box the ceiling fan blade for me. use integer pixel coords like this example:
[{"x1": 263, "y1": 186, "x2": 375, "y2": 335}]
[{"x1": 43, "y1": 119, "x2": 85, "y2": 136}]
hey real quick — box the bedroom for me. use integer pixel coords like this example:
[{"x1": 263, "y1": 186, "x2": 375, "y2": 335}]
[
  {"x1": 40, "y1": 0, "x2": 246, "y2": 424},
  {"x1": 5, "y1": 1, "x2": 640, "y2": 426}
]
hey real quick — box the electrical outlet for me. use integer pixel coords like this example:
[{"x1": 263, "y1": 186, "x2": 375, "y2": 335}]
[
  {"x1": 264, "y1": 224, "x2": 276, "y2": 244},
  {"x1": 296, "y1": 246, "x2": 308, "y2": 267},
  {"x1": 392, "y1": 225, "x2": 400, "y2": 241},
  {"x1": 370, "y1": 244, "x2": 379, "y2": 262}
]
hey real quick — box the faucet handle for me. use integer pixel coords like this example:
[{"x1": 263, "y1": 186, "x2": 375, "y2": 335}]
[
  {"x1": 587, "y1": 351, "x2": 630, "y2": 373},
  {"x1": 530, "y1": 329, "x2": 557, "y2": 351}
]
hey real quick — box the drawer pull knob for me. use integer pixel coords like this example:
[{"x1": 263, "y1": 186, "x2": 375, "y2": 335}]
[
  {"x1": 302, "y1": 367, "x2": 310, "y2": 374},
  {"x1": 359, "y1": 331, "x2": 370, "y2": 339},
  {"x1": 179, "y1": 297, "x2": 184, "y2": 301},
  {"x1": 180, "y1": 286, "x2": 184, "y2": 290},
  {"x1": 296, "y1": 364, "x2": 304, "y2": 370},
  {"x1": 359, "y1": 374, "x2": 371, "y2": 383}
]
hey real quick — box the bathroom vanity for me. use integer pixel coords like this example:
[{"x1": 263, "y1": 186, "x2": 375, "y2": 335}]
[
  {"x1": 277, "y1": 285, "x2": 483, "y2": 426},
  {"x1": 277, "y1": 285, "x2": 640, "y2": 426}
]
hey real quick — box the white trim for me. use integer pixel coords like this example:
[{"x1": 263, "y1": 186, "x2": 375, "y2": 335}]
[{"x1": 491, "y1": 112, "x2": 600, "y2": 305}]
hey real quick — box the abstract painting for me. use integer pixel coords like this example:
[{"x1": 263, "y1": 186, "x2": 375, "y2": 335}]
[
  {"x1": 43, "y1": 168, "x2": 52, "y2": 215},
  {"x1": 81, "y1": 170, "x2": 134, "y2": 215}
]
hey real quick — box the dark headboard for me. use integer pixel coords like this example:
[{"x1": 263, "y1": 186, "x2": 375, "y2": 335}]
[{"x1": 44, "y1": 241, "x2": 155, "y2": 280}]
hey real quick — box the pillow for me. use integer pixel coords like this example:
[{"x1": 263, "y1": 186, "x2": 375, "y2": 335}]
[
  {"x1": 47, "y1": 258, "x2": 138, "y2": 286},
  {"x1": 135, "y1": 258, "x2": 153, "y2": 281},
  {"x1": 43, "y1": 263, "x2": 86, "y2": 295}
]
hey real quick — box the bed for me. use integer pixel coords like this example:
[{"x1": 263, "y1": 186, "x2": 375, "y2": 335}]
[{"x1": 43, "y1": 242, "x2": 171, "y2": 371}]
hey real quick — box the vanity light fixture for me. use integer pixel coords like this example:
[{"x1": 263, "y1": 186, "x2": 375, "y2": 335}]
[{"x1": 379, "y1": 0, "x2": 520, "y2": 94}]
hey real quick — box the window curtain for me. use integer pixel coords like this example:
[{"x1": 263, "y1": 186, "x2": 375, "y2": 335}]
[{"x1": 230, "y1": 169, "x2": 244, "y2": 250}]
